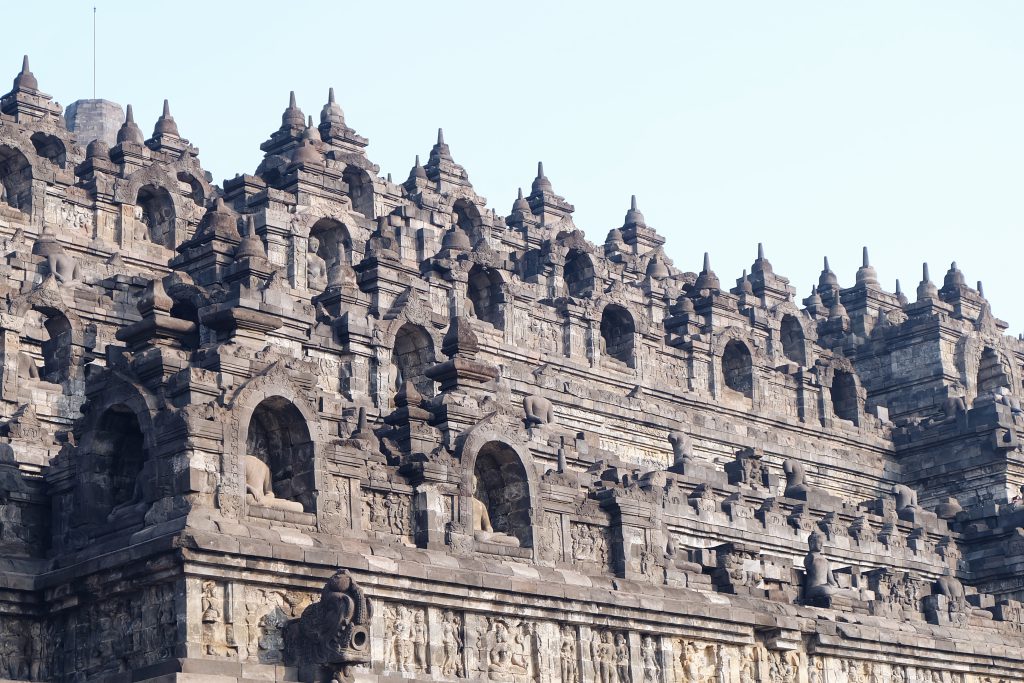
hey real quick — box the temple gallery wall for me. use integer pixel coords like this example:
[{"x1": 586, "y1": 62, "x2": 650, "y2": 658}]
[{"x1": 0, "y1": 55, "x2": 1022, "y2": 682}]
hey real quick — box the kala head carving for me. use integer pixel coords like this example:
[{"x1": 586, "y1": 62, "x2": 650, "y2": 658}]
[{"x1": 287, "y1": 569, "x2": 373, "y2": 682}]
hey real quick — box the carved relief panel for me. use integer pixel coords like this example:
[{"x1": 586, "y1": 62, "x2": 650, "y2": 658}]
[
  {"x1": 571, "y1": 522, "x2": 610, "y2": 570},
  {"x1": 362, "y1": 489, "x2": 414, "y2": 542},
  {"x1": 381, "y1": 603, "x2": 429, "y2": 674}
]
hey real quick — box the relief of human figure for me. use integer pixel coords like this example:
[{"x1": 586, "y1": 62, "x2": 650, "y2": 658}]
[
  {"x1": 560, "y1": 625, "x2": 578, "y2": 683},
  {"x1": 441, "y1": 610, "x2": 464, "y2": 677},
  {"x1": 641, "y1": 636, "x2": 659, "y2": 683}
]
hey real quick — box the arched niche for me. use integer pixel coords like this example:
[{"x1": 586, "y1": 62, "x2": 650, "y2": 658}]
[
  {"x1": 452, "y1": 198, "x2": 482, "y2": 232},
  {"x1": 176, "y1": 171, "x2": 206, "y2": 206},
  {"x1": 600, "y1": 304, "x2": 635, "y2": 366},
  {"x1": 473, "y1": 440, "x2": 533, "y2": 547},
  {"x1": 246, "y1": 396, "x2": 315, "y2": 512},
  {"x1": 310, "y1": 217, "x2": 352, "y2": 271},
  {"x1": 0, "y1": 144, "x2": 33, "y2": 213},
  {"x1": 977, "y1": 347, "x2": 1011, "y2": 400},
  {"x1": 30, "y1": 132, "x2": 67, "y2": 168},
  {"x1": 831, "y1": 369, "x2": 860, "y2": 423},
  {"x1": 780, "y1": 314, "x2": 805, "y2": 365},
  {"x1": 564, "y1": 249, "x2": 595, "y2": 298},
  {"x1": 343, "y1": 166, "x2": 374, "y2": 218},
  {"x1": 392, "y1": 323, "x2": 436, "y2": 402},
  {"x1": 20, "y1": 308, "x2": 73, "y2": 384},
  {"x1": 90, "y1": 405, "x2": 148, "y2": 517},
  {"x1": 467, "y1": 264, "x2": 505, "y2": 330},
  {"x1": 136, "y1": 184, "x2": 176, "y2": 247},
  {"x1": 722, "y1": 340, "x2": 753, "y2": 398}
]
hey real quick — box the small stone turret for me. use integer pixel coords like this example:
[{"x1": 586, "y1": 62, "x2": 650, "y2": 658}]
[{"x1": 116, "y1": 104, "x2": 145, "y2": 146}]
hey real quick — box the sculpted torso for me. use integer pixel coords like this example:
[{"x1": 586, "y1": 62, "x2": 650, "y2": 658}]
[{"x1": 244, "y1": 454, "x2": 304, "y2": 512}]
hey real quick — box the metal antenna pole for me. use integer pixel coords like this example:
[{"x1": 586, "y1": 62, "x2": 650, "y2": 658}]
[{"x1": 93, "y1": 6, "x2": 96, "y2": 98}]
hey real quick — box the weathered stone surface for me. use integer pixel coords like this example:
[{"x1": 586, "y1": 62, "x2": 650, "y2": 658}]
[{"x1": 0, "y1": 56, "x2": 1022, "y2": 682}]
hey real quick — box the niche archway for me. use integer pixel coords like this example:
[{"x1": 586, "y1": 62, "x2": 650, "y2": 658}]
[
  {"x1": 310, "y1": 218, "x2": 352, "y2": 273},
  {"x1": 722, "y1": 340, "x2": 753, "y2": 398},
  {"x1": 392, "y1": 323, "x2": 436, "y2": 402},
  {"x1": 831, "y1": 370, "x2": 860, "y2": 423},
  {"x1": 91, "y1": 405, "x2": 147, "y2": 516},
  {"x1": 600, "y1": 304, "x2": 635, "y2": 366},
  {"x1": 780, "y1": 315, "x2": 805, "y2": 365},
  {"x1": 564, "y1": 249, "x2": 595, "y2": 298},
  {"x1": 30, "y1": 132, "x2": 66, "y2": 168},
  {"x1": 246, "y1": 397, "x2": 315, "y2": 512},
  {"x1": 473, "y1": 440, "x2": 533, "y2": 547},
  {"x1": 467, "y1": 265, "x2": 505, "y2": 330},
  {"x1": 136, "y1": 185, "x2": 175, "y2": 247},
  {"x1": 0, "y1": 145, "x2": 32, "y2": 213}
]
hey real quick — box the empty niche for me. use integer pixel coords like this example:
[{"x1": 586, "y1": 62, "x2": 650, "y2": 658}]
[
  {"x1": 722, "y1": 340, "x2": 753, "y2": 398},
  {"x1": 600, "y1": 304, "x2": 635, "y2": 366}
]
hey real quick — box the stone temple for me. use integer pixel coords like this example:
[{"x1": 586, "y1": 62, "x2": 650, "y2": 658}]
[{"x1": 0, "y1": 54, "x2": 1022, "y2": 683}]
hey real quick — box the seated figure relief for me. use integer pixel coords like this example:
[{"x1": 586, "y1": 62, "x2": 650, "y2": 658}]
[
  {"x1": 306, "y1": 236, "x2": 328, "y2": 293},
  {"x1": 244, "y1": 454, "x2": 304, "y2": 513},
  {"x1": 803, "y1": 530, "x2": 859, "y2": 604},
  {"x1": 523, "y1": 394, "x2": 554, "y2": 428},
  {"x1": 471, "y1": 474, "x2": 519, "y2": 547}
]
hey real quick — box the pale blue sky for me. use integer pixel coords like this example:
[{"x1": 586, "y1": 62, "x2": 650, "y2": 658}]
[{"x1": 5, "y1": 1, "x2": 1023, "y2": 330}]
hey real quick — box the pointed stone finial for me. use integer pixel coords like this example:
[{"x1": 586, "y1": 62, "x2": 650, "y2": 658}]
[
  {"x1": 430, "y1": 126, "x2": 452, "y2": 162},
  {"x1": 320, "y1": 87, "x2": 345, "y2": 126},
  {"x1": 943, "y1": 261, "x2": 966, "y2": 289},
  {"x1": 738, "y1": 268, "x2": 753, "y2": 295},
  {"x1": 818, "y1": 256, "x2": 838, "y2": 291},
  {"x1": 153, "y1": 99, "x2": 180, "y2": 137},
  {"x1": 409, "y1": 154, "x2": 427, "y2": 181},
  {"x1": 917, "y1": 262, "x2": 939, "y2": 302},
  {"x1": 116, "y1": 104, "x2": 145, "y2": 145},
  {"x1": 856, "y1": 245, "x2": 878, "y2": 286},
  {"x1": 693, "y1": 252, "x2": 720, "y2": 292},
  {"x1": 531, "y1": 161, "x2": 553, "y2": 194},
  {"x1": 828, "y1": 292, "x2": 849, "y2": 322},
  {"x1": 806, "y1": 284, "x2": 822, "y2": 307},
  {"x1": 282, "y1": 90, "x2": 305, "y2": 129},
  {"x1": 13, "y1": 55, "x2": 38, "y2": 91},
  {"x1": 895, "y1": 278, "x2": 909, "y2": 305},
  {"x1": 235, "y1": 216, "x2": 266, "y2": 260},
  {"x1": 751, "y1": 241, "x2": 773, "y2": 275},
  {"x1": 623, "y1": 194, "x2": 645, "y2": 228},
  {"x1": 646, "y1": 249, "x2": 670, "y2": 279},
  {"x1": 512, "y1": 186, "x2": 530, "y2": 213}
]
